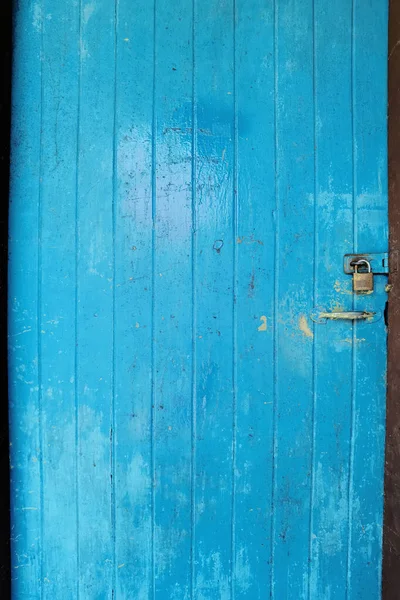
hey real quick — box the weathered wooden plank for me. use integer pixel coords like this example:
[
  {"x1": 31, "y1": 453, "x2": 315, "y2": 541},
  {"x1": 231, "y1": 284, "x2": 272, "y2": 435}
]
[
  {"x1": 348, "y1": 0, "x2": 388, "y2": 596},
  {"x1": 309, "y1": 1, "x2": 353, "y2": 597},
  {"x1": 9, "y1": 0, "x2": 43, "y2": 595},
  {"x1": 193, "y1": 1, "x2": 235, "y2": 596},
  {"x1": 153, "y1": 0, "x2": 193, "y2": 597},
  {"x1": 113, "y1": 0, "x2": 154, "y2": 597},
  {"x1": 272, "y1": 0, "x2": 315, "y2": 595},
  {"x1": 76, "y1": 0, "x2": 116, "y2": 596},
  {"x1": 39, "y1": 0, "x2": 80, "y2": 595},
  {"x1": 234, "y1": 0, "x2": 275, "y2": 596}
]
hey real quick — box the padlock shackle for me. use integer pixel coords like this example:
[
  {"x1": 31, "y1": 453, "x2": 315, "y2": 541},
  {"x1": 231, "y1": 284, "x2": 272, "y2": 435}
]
[{"x1": 351, "y1": 258, "x2": 372, "y2": 273}]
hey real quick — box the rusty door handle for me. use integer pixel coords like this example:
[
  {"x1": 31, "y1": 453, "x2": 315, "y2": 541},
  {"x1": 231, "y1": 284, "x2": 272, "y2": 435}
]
[
  {"x1": 319, "y1": 310, "x2": 375, "y2": 320},
  {"x1": 310, "y1": 309, "x2": 381, "y2": 323},
  {"x1": 316, "y1": 310, "x2": 375, "y2": 321}
]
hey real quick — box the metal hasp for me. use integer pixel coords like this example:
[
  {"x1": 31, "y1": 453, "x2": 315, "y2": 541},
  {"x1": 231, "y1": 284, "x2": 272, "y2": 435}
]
[{"x1": 344, "y1": 252, "x2": 389, "y2": 274}]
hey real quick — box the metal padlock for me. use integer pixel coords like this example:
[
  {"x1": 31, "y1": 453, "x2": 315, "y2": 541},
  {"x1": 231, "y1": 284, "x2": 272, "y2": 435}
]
[{"x1": 352, "y1": 259, "x2": 374, "y2": 294}]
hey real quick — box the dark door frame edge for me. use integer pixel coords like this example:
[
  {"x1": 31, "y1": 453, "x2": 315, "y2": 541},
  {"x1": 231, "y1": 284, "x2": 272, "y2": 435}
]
[{"x1": 383, "y1": 1, "x2": 400, "y2": 597}]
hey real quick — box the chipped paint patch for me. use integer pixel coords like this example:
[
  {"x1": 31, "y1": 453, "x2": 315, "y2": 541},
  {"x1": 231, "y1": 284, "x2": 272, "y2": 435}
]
[
  {"x1": 258, "y1": 316, "x2": 267, "y2": 332},
  {"x1": 299, "y1": 315, "x2": 313, "y2": 338},
  {"x1": 235, "y1": 546, "x2": 252, "y2": 593},
  {"x1": 334, "y1": 279, "x2": 352, "y2": 295},
  {"x1": 341, "y1": 338, "x2": 366, "y2": 344},
  {"x1": 80, "y1": 40, "x2": 89, "y2": 60},
  {"x1": 32, "y1": 3, "x2": 43, "y2": 31},
  {"x1": 236, "y1": 236, "x2": 263, "y2": 245},
  {"x1": 83, "y1": 2, "x2": 95, "y2": 25}
]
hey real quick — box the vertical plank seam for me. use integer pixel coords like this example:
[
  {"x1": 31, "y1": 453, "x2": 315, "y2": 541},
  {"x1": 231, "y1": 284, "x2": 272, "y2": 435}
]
[
  {"x1": 308, "y1": 0, "x2": 318, "y2": 596},
  {"x1": 151, "y1": 1, "x2": 157, "y2": 597},
  {"x1": 230, "y1": 0, "x2": 238, "y2": 596},
  {"x1": 38, "y1": 3, "x2": 45, "y2": 597},
  {"x1": 111, "y1": 0, "x2": 118, "y2": 597},
  {"x1": 190, "y1": 0, "x2": 197, "y2": 596},
  {"x1": 270, "y1": 0, "x2": 279, "y2": 595},
  {"x1": 346, "y1": 0, "x2": 357, "y2": 595},
  {"x1": 74, "y1": 0, "x2": 82, "y2": 597}
]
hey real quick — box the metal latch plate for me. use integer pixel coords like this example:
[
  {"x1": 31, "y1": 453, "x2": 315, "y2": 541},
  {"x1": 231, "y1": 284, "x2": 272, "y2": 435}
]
[{"x1": 343, "y1": 252, "x2": 389, "y2": 274}]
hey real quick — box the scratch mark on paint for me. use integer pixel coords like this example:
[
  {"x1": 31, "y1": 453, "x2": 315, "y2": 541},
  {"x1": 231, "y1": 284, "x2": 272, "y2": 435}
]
[
  {"x1": 248, "y1": 272, "x2": 255, "y2": 298},
  {"x1": 299, "y1": 315, "x2": 313, "y2": 338},
  {"x1": 389, "y1": 38, "x2": 400, "y2": 60},
  {"x1": 9, "y1": 328, "x2": 32, "y2": 337},
  {"x1": 258, "y1": 316, "x2": 267, "y2": 332}
]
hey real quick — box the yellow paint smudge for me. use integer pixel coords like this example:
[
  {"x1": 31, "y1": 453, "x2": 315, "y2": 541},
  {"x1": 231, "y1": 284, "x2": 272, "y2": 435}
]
[
  {"x1": 333, "y1": 303, "x2": 344, "y2": 312},
  {"x1": 299, "y1": 315, "x2": 313, "y2": 338},
  {"x1": 258, "y1": 316, "x2": 267, "y2": 332}
]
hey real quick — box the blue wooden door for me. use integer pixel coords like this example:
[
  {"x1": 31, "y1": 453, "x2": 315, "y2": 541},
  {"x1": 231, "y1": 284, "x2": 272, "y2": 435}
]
[{"x1": 9, "y1": 0, "x2": 388, "y2": 598}]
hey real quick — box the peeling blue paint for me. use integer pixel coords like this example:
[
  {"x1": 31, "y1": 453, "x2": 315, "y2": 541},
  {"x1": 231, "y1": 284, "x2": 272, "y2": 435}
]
[{"x1": 9, "y1": 0, "x2": 388, "y2": 598}]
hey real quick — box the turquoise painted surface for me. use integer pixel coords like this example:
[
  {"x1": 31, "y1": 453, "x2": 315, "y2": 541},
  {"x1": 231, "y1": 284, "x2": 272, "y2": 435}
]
[{"x1": 8, "y1": 0, "x2": 388, "y2": 598}]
